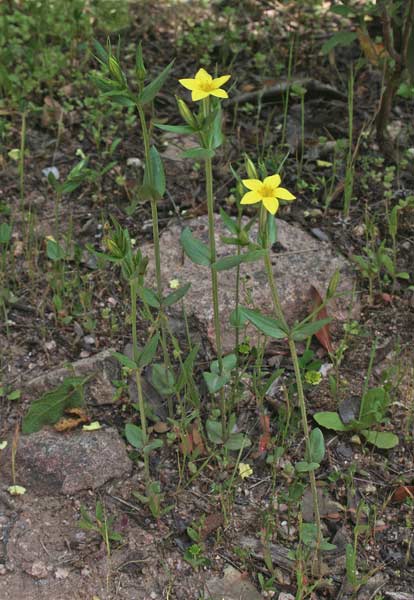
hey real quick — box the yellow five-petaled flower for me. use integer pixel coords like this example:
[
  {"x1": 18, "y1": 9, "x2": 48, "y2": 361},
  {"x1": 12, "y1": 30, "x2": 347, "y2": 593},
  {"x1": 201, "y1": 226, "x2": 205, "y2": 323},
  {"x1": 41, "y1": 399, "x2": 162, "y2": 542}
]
[
  {"x1": 240, "y1": 175, "x2": 295, "y2": 215},
  {"x1": 179, "y1": 68, "x2": 231, "y2": 102}
]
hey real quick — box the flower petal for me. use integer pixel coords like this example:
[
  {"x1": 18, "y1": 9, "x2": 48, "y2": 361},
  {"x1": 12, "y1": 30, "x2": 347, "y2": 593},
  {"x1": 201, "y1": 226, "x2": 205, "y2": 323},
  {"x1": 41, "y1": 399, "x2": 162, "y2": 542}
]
[
  {"x1": 179, "y1": 78, "x2": 199, "y2": 91},
  {"x1": 240, "y1": 190, "x2": 261, "y2": 204},
  {"x1": 212, "y1": 74, "x2": 231, "y2": 88},
  {"x1": 195, "y1": 68, "x2": 212, "y2": 83},
  {"x1": 264, "y1": 174, "x2": 281, "y2": 188},
  {"x1": 192, "y1": 89, "x2": 210, "y2": 101},
  {"x1": 263, "y1": 197, "x2": 279, "y2": 215},
  {"x1": 274, "y1": 187, "x2": 296, "y2": 201},
  {"x1": 210, "y1": 88, "x2": 228, "y2": 99},
  {"x1": 242, "y1": 178, "x2": 262, "y2": 191}
]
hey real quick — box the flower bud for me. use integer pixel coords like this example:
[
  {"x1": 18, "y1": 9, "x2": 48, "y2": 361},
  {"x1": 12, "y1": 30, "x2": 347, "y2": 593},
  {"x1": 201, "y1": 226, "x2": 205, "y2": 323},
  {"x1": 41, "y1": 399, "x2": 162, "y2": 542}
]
[
  {"x1": 135, "y1": 42, "x2": 147, "y2": 82},
  {"x1": 244, "y1": 154, "x2": 258, "y2": 179},
  {"x1": 176, "y1": 97, "x2": 198, "y2": 129},
  {"x1": 108, "y1": 56, "x2": 124, "y2": 85}
]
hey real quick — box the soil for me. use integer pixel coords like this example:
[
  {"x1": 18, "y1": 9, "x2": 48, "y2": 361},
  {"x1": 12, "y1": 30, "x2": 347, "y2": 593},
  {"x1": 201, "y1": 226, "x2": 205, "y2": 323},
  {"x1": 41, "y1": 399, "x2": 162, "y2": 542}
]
[{"x1": 1, "y1": 2, "x2": 414, "y2": 599}]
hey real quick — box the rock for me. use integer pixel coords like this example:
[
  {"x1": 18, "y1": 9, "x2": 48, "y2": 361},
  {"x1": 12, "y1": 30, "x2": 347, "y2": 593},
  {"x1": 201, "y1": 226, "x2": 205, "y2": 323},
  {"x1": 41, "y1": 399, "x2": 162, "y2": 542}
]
[
  {"x1": 142, "y1": 215, "x2": 359, "y2": 354},
  {"x1": 26, "y1": 560, "x2": 48, "y2": 579},
  {"x1": 2, "y1": 428, "x2": 132, "y2": 495},
  {"x1": 357, "y1": 573, "x2": 389, "y2": 599},
  {"x1": 25, "y1": 348, "x2": 119, "y2": 406},
  {"x1": 204, "y1": 566, "x2": 262, "y2": 600},
  {"x1": 278, "y1": 594, "x2": 295, "y2": 600}
]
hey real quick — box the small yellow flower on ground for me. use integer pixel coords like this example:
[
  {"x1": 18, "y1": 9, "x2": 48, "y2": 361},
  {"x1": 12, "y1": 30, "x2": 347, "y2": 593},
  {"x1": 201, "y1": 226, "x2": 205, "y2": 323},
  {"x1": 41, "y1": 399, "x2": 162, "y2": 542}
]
[
  {"x1": 240, "y1": 175, "x2": 295, "y2": 215},
  {"x1": 8, "y1": 485, "x2": 27, "y2": 496},
  {"x1": 169, "y1": 278, "x2": 180, "y2": 289},
  {"x1": 179, "y1": 68, "x2": 231, "y2": 101},
  {"x1": 239, "y1": 462, "x2": 253, "y2": 479}
]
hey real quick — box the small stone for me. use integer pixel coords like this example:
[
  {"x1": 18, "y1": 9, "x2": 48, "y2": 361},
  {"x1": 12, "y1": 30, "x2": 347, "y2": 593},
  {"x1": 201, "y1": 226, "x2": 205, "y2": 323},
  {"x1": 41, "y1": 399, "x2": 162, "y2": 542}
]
[
  {"x1": 45, "y1": 340, "x2": 57, "y2": 352},
  {"x1": 278, "y1": 594, "x2": 295, "y2": 600},
  {"x1": 27, "y1": 560, "x2": 48, "y2": 579},
  {"x1": 0, "y1": 564, "x2": 6, "y2": 576},
  {"x1": 55, "y1": 567, "x2": 69, "y2": 579},
  {"x1": 83, "y1": 335, "x2": 95, "y2": 346}
]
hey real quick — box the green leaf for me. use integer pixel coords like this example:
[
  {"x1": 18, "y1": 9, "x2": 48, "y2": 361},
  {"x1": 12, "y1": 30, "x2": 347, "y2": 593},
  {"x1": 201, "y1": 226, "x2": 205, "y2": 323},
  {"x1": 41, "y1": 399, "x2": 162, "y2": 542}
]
[
  {"x1": 139, "y1": 59, "x2": 175, "y2": 105},
  {"x1": 151, "y1": 363, "x2": 176, "y2": 396},
  {"x1": 213, "y1": 249, "x2": 266, "y2": 271},
  {"x1": 154, "y1": 123, "x2": 195, "y2": 134},
  {"x1": 176, "y1": 344, "x2": 199, "y2": 392},
  {"x1": 46, "y1": 239, "x2": 65, "y2": 261},
  {"x1": 407, "y1": 29, "x2": 414, "y2": 83},
  {"x1": 295, "y1": 461, "x2": 320, "y2": 473},
  {"x1": 219, "y1": 208, "x2": 238, "y2": 235},
  {"x1": 180, "y1": 228, "x2": 211, "y2": 266},
  {"x1": 229, "y1": 307, "x2": 248, "y2": 328},
  {"x1": 0, "y1": 223, "x2": 12, "y2": 244},
  {"x1": 125, "y1": 423, "x2": 144, "y2": 449},
  {"x1": 313, "y1": 411, "x2": 349, "y2": 432},
  {"x1": 137, "y1": 333, "x2": 160, "y2": 369},
  {"x1": 112, "y1": 351, "x2": 138, "y2": 370},
  {"x1": 360, "y1": 430, "x2": 399, "y2": 449},
  {"x1": 163, "y1": 283, "x2": 191, "y2": 307},
  {"x1": 143, "y1": 439, "x2": 163, "y2": 454},
  {"x1": 210, "y1": 353, "x2": 237, "y2": 374},
  {"x1": 224, "y1": 433, "x2": 251, "y2": 451},
  {"x1": 321, "y1": 31, "x2": 358, "y2": 55},
  {"x1": 138, "y1": 286, "x2": 160, "y2": 308},
  {"x1": 292, "y1": 318, "x2": 332, "y2": 341},
  {"x1": 238, "y1": 306, "x2": 287, "y2": 339},
  {"x1": 309, "y1": 428, "x2": 325, "y2": 464},
  {"x1": 181, "y1": 147, "x2": 215, "y2": 160},
  {"x1": 102, "y1": 91, "x2": 135, "y2": 106},
  {"x1": 22, "y1": 377, "x2": 85, "y2": 434},
  {"x1": 267, "y1": 215, "x2": 277, "y2": 245},
  {"x1": 359, "y1": 387, "x2": 389, "y2": 428},
  {"x1": 203, "y1": 371, "x2": 230, "y2": 394},
  {"x1": 149, "y1": 146, "x2": 165, "y2": 198},
  {"x1": 210, "y1": 106, "x2": 224, "y2": 149},
  {"x1": 206, "y1": 419, "x2": 223, "y2": 444},
  {"x1": 92, "y1": 39, "x2": 109, "y2": 65}
]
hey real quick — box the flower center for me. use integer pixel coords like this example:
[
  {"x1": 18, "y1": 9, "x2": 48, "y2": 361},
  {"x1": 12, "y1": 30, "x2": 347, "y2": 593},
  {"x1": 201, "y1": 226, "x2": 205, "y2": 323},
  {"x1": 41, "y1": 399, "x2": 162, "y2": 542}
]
[
  {"x1": 199, "y1": 81, "x2": 215, "y2": 92},
  {"x1": 259, "y1": 185, "x2": 275, "y2": 198}
]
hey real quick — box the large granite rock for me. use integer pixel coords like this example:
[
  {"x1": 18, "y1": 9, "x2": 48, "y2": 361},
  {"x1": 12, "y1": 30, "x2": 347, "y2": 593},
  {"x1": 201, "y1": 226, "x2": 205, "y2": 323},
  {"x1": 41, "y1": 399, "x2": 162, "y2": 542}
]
[
  {"x1": 142, "y1": 215, "x2": 359, "y2": 354},
  {"x1": 2, "y1": 427, "x2": 132, "y2": 495}
]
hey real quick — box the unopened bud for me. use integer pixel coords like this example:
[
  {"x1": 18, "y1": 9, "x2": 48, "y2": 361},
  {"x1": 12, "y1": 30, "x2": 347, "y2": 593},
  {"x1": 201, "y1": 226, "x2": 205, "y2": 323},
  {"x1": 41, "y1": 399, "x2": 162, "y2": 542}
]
[
  {"x1": 108, "y1": 56, "x2": 124, "y2": 85},
  {"x1": 244, "y1": 154, "x2": 258, "y2": 179},
  {"x1": 176, "y1": 97, "x2": 197, "y2": 129},
  {"x1": 135, "y1": 42, "x2": 147, "y2": 81},
  {"x1": 106, "y1": 238, "x2": 123, "y2": 258}
]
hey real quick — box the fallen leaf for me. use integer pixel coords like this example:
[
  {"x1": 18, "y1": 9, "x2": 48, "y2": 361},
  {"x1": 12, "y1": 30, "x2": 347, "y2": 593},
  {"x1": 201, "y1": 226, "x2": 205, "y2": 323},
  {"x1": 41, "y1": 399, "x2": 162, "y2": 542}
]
[
  {"x1": 54, "y1": 407, "x2": 89, "y2": 432},
  {"x1": 310, "y1": 286, "x2": 333, "y2": 353},
  {"x1": 153, "y1": 421, "x2": 170, "y2": 433},
  {"x1": 357, "y1": 28, "x2": 388, "y2": 67},
  {"x1": 258, "y1": 414, "x2": 271, "y2": 452},
  {"x1": 391, "y1": 486, "x2": 414, "y2": 503},
  {"x1": 200, "y1": 512, "x2": 224, "y2": 540},
  {"x1": 0, "y1": 440, "x2": 7, "y2": 450}
]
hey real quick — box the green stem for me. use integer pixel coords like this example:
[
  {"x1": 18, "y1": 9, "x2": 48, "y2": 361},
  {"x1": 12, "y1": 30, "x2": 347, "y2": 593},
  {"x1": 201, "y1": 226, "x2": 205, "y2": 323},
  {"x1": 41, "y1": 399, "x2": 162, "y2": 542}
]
[
  {"x1": 260, "y1": 207, "x2": 322, "y2": 564},
  {"x1": 202, "y1": 98, "x2": 226, "y2": 434},
  {"x1": 130, "y1": 279, "x2": 150, "y2": 482},
  {"x1": 136, "y1": 102, "x2": 173, "y2": 416},
  {"x1": 19, "y1": 111, "x2": 26, "y2": 211}
]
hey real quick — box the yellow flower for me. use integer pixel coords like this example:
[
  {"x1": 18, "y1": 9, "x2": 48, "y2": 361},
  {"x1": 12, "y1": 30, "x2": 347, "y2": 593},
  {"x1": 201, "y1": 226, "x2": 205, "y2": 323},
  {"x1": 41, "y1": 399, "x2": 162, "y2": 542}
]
[
  {"x1": 239, "y1": 462, "x2": 253, "y2": 479},
  {"x1": 169, "y1": 278, "x2": 180, "y2": 289},
  {"x1": 240, "y1": 175, "x2": 295, "y2": 215},
  {"x1": 179, "y1": 68, "x2": 231, "y2": 101}
]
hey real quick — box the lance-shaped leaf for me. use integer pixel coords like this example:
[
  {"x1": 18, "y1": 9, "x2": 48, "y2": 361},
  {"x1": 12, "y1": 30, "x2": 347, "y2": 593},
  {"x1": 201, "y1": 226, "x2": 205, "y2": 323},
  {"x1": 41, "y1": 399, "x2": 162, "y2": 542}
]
[
  {"x1": 137, "y1": 332, "x2": 160, "y2": 369},
  {"x1": 180, "y1": 228, "x2": 211, "y2": 266},
  {"x1": 139, "y1": 59, "x2": 175, "y2": 105},
  {"x1": 163, "y1": 283, "x2": 191, "y2": 307},
  {"x1": 237, "y1": 306, "x2": 287, "y2": 339},
  {"x1": 292, "y1": 317, "x2": 332, "y2": 342}
]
